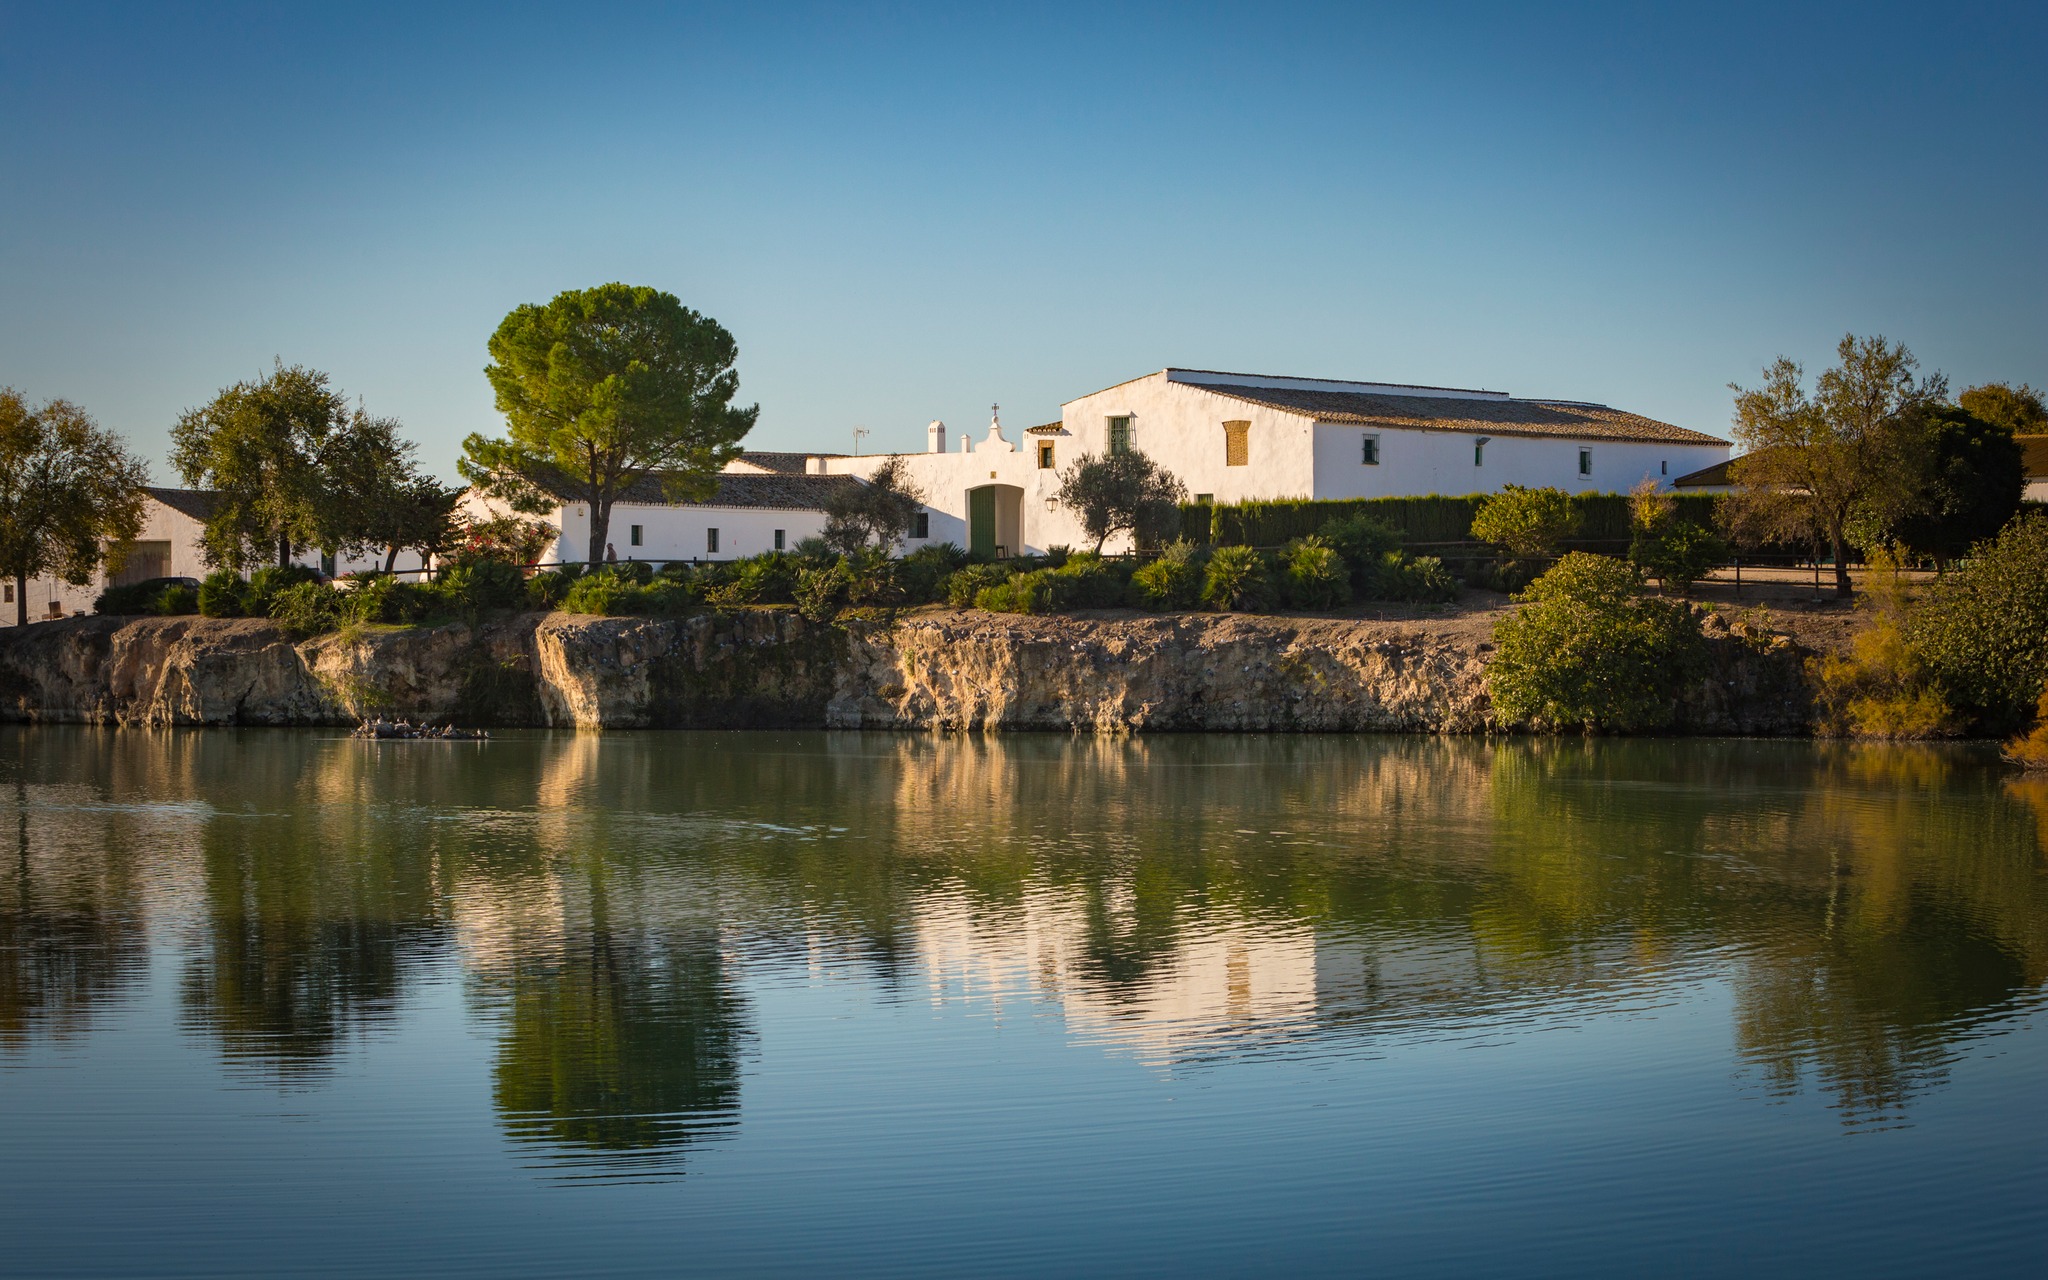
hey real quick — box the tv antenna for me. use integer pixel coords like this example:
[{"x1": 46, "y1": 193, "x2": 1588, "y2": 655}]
[{"x1": 853, "y1": 426, "x2": 870, "y2": 456}]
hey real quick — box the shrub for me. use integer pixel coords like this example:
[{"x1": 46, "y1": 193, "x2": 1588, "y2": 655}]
[
  {"x1": 1470, "y1": 485, "x2": 1578, "y2": 560},
  {"x1": 1319, "y1": 514, "x2": 1402, "y2": 591},
  {"x1": 525, "y1": 569, "x2": 576, "y2": 610},
  {"x1": 1129, "y1": 541, "x2": 1204, "y2": 611},
  {"x1": 897, "y1": 543, "x2": 967, "y2": 604},
  {"x1": 944, "y1": 563, "x2": 1013, "y2": 608},
  {"x1": 792, "y1": 535, "x2": 836, "y2": 564},
  {"x1": 155, "y1": 584, "x2": 198, "y2": 615},
  {"x1": 1048, "y1": 552, "x2": 1131, "y2": 610},
  {"x1": 1373, "y1": 552, "x2": 1461, "y2": 604},
  {"x1": 441, "y1": 559, "x2": 526, "y2": 613},
  {"x1": 197, "y1": 570, "x2": 246, "y2": 618},
  {"x1": 245, "y1": 563, "x2": 322, "y2": 617},
  {"x1": 2004, "y1": 691, "x2": 2048, "y2": 769},
  {"x1": 705, "y1": 552, "x2": 797, "y2": 607},
  {"x1": 794, "y1": 561, "x2": 853, "y2": 622},
  {"x1": 268, "y1": 581, "x2": 341, "y2": 637},
  {"x1": 343, "y1": 575, "x2": 439, "y2": 625},
  {"x1": 1487, "y1": 553, "x2": 1706, "y2": 732},
  {"x1": 840, "y1": 549, "x2": 900, "y2": 609},
  {"x1": 1280, "y1": 536, "x2": 1352, "y2": 611},
  {"x1": 1804, "y1": 555, "x2": 1956, "y2": 738},
  {"x1": 610, "y1": 559, "x2": 654, "y2": 585},
  {"x1": 641, "y1": 579, "x2": 699, "y2": 616},
  {"x1": 1630, "y1": 521, "x2": 1728, "y2": 596},
  {"x1": 976, "y1": 570, "x2": 1057, "y2": 615},
  {"x1": 1201, "y1": 545, "x2": 1272, "y2": 612},
  {"x1": 562, "y1": 571, "x2": 641, "y2": 616},
  {"x1": 1908, "y1": 512, "x2": 2048, "y2": 732}
]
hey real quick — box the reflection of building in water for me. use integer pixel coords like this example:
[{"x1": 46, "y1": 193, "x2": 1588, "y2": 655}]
[{"x1": 910, "y1": 886, "x2": 1320, "y2": 1064}]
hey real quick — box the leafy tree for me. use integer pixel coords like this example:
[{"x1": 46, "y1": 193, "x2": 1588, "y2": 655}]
[
  {"x1": 1470, "y1": 485, "x2": 1576, "y2": 561},
  {"x1": 460, "y1": 284, "x2": 758, "y2": 569},
  {"x1": 1723, "y1": 334, "x2": 1946, "y2": 596},
  {"x1": 1627, "y1": 478, "x2": 1727, "y2": 595},
  {"x1": 453, "y1": 512, "x2": 556, "y2": 567},
  {"x1": 1890, "y1": 404, "x2": 2024, "y2": 567},
  {"x1": 0, "y1": 390, "x2": 150, "y2": 626},
  {"x1": 172, "y1": 363, "x2": 356, "y2": 570},
  {"x1": 823, "y1": 456, "x2": 926, "y2": 553},
  {"x1": 1956, "y1": 382, "x2": 2047, "y2": 436},
  {"x1": 1055, "y1": 449, "x2": 1187, "y2": 553},
  {"x1": 1487, "y1": 553, "x2": 1705, "y2": 732},
  {"x1": 314, "y1": 413, "x2": 462, "y2": 570}
]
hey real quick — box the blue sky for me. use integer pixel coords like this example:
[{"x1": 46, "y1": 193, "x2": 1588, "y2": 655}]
[{"x1": 2, "y1": 1, "x2": 2041, "y2": 478}]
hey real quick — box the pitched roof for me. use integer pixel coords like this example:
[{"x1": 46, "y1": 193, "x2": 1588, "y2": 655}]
[
  {"x1": 145, "y1": 487, "x2": 219, "y2": 519},
  {"x1": 2020, "y1": 434, "x2": 2048, "y2": 479},
  {"x1": 534, "y1": 470, "x2": 861, "y2": 511},
  {"x1": 1185, "y1": 380, "x2": 1730, "y2": 446},
  {"x1": 1024, "y1": 422, "x2": 1064, "y2": 436},
  {"x1": 727, "y1": 449, "x2": 846, "y2": 474},
  {"x1": 1671, "y1": 459, "x2": 1735, "y2": 488}
]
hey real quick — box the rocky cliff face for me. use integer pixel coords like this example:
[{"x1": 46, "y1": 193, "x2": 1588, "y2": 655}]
[{"x1": 0, "y1": 607, "x2": 1813, "y2": 734}]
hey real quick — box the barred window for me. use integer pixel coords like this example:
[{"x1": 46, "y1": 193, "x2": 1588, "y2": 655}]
[
  {"x1": 1107, "y1": 416, "x2": 1132, "y2": 456},
  {"x1": 1362, "y1": 434, "x2": 1380, "y2": 465}
]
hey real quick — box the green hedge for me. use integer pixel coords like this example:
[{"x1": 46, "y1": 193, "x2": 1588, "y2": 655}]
[{"x1": 1180, "y1": 493, "x2": 1720, "y2": 548}]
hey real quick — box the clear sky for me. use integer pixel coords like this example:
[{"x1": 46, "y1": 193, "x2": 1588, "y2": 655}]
[{"x1": 2, "y1": 1, "x2": 2042, "y2": 479}]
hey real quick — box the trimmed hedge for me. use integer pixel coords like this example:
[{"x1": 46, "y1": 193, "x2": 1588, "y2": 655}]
[{"x1": 1181, "y1": 492, "x2": 1720, "y2": 548}]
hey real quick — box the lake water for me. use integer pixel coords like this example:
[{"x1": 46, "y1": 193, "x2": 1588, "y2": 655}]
[{"x1": 3, "y1": 727, "x2": 2046, "y2": 1277}]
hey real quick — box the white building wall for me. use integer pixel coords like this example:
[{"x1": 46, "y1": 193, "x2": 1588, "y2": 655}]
[
  {"x1": 1310, "y1": 422, "x2": 1729, "y2": 499},
  {"x1": 461, "y1": 491, "x2": 829, "y2": 566}
]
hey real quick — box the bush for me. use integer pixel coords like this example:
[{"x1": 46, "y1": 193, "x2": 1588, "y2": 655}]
[
  {"x1": 441, "y1": 559, "x2": 526, "y2": 613},
  {"x1": 1630, "y1": 521, "x2": 1728, "y2": 596},
  {"x1": 1047, "y1": 552, "x2": 1131, "y2": 610},
  {"x1": 1908, "y1": 512, "x2": 2048, "y2": 732},
  {"x1": 245, "y1": 563, "x2": 322, "y2": 617},
  {"x1": 1280, "y1": 536, "x2": 1352, "y2": 611},
  {"x1": 525, "y1": 569, "x2": 576, "y2": 610},
  {"x1": 95, "y1": 578, "x2": 194, "y2": 616},
  {"x1": 944, "y1": 563, "x2": 1013, "y2": 608},
  {"x1": 343, "y1": 575, "x2": 439, "y2": 625},
  {"x1": 197, "y1": 570, "x2": 246, "y2": 618},
  {"x1": 268, "y1": 581, "x2": 341, "y2": 637},
  {"x1": 794, "y1": 561, "x2": 854, "y2": 622},
  {"x1": 1202, "y1": 545, "x2": 1272, "y2": 612},
  {"x1": 157, "y1": 584, "x2": 198, "y2": 615},
  {"x1": 608, "y1": 559, "x2": 654, "y2": 585},
  {"x1": 562, "y1": 571, "x2": 642, "y2": 616},
  {"x1": 897, "y1": 543, "x2": 967, "y2": 604},
  {"x1": 1471, "y1": 485, "x2": 1578, "y2": 560},
  {"x1": 1129, "y1": 541, "x2": 1204, "y2": 611},
  {"x1": 976, "y1": 570, "x2": 1057, "y2": 615},
  {"x1": 2004, "y1": 691, "x2": 2048, "y2": 769},
  {"x1": 1319, "y1": 514, "x2": 1402, "y2": 591},
  {"x1": 1374, "y1": 552, "x2": 1461, "y2": 604},
  {"x1": 1806, "y1": 561, "x2": 1956, "y2": 738},
  {"x1": 1487, "y1": 553, "x2": 1706, "y2": 732},
  {"x1": 705, "y1": 552, "x2": 797, "y2": 607},
  {"x1": 641, "y1": 579, "x2": 699, "y2": 616}
]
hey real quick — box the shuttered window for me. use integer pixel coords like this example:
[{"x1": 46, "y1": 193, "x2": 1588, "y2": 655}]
[{"x1": 1223, "y1": 420, "x2": 1250, "y2": 466}]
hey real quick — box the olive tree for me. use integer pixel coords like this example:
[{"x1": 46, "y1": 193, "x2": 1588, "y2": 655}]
[
  {"x1": 1469, "y1": 485, "x2": 1577, "y2": 561},
  {"x1": 0, "y1": 390, "x2": 150, "y2": 626},
  {"x1": 460, "y1": 284, "x2": 758, "y2": 569},
  {"x1": 1054, "y1": 450, "x2": 1186, "y2": 553},
  {"x1": 823, "y1": 456, "x2": 926, "y2": 553},
  {"x1": 1722, "y1": 334, "x2": 1945, "y2": 596},
  {"x1": 172, "y1": 363, "x2": 352, "y2": 569}
]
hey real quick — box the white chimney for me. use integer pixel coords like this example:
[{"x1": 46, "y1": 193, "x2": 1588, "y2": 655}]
[
  {"x1": 928, "y1": 420, "x2": 947, "y2": 453},
  {"x1": 959, "y1": 431, "x2": 972, "y2": 453},
  {"x1": 806, "y1": 456, "x2": 825, "y2": 475}
]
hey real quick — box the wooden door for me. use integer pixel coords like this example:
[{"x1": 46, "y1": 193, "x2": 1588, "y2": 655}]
[{"x1": 968, "y1": 487, "x2": 996, "y2": 559}]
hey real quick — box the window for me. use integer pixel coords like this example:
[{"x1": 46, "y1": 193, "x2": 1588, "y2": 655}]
[
  {"x1": 1107, "y1": 416, "x2": 1132, "y2": 456},
  {"x1": 629, "y1": 524, "x2": 643, "y2": 547},
  {"x1": 1194, "y1": 493, "x2": 1214, "y2": 505},
  {"x1": 1474, "y1": 439, "x2": 1486, "y2": 466},
  {"x1": 774, "y1": 529, "x2": 786, "y2": 551},
  {"x1": 2, "y1": 583, "x2": 11, "y2": 603},
  {"x1": 1223, "y1": 420, "x2": 1250, "y2": 466},
  {"x1": 706, "y1": 527, "x2": 719, "y2": 554},
  {"x1": 912, "y1": 512, "x2": 930, "y2": 539},
  {"x1": 1361, "y1": 434, "x2": 1380, "y2": 465},
  {"x1": 1579, "y1": 448, "x2": 1593, "y2": 477},
  {"x1": 1038, "y1": 441, "x2": 1056, "y2": 469},
  {"x1": 1660, "y1": 460, "x2": 1668, "y2": 476}
]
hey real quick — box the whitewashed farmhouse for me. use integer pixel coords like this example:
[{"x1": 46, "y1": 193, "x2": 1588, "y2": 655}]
[{"x1": 821, "y1": 368, "x2": 1732, "y2": 557}]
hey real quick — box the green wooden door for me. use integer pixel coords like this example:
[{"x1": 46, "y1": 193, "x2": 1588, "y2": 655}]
[{"x1": 968, "y1": 487, "x2": 997, "y2": 559}]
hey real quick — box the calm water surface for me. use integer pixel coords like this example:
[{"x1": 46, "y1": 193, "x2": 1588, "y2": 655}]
[{"x1": 3, "y1": 727, "x2": 2047, "y2": 1276}]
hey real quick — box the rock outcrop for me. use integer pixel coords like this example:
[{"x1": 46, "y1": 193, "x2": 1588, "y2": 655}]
[{"x1": 0, "y1": 606, "x2": 1814, "y2": 734}]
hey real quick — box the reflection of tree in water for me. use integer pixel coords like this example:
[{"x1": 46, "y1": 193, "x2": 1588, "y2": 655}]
[
  {"x1": 0, "y1": 781, "x2": 149, "y2": 1053},
  {"x1": 488, "y1": 917, "x2": 746, "y2": 1178}
]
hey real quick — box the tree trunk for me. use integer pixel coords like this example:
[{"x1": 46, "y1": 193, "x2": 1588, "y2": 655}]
[
  {"x1": 588, "y1": 501, "x2": 611, "y2": 570},
  {"x1": 13, "y1": 573, "x2": 25, "y2": 628},
  {"x1": 384, "y1": 544, "x2": 399, "y2": 574},
  {"x1": 277, "y1": 532, "x2": 291, "y2": 569},
  {"x1": 1830, "y1": 533, "x2": 1853, "y2": 597}
]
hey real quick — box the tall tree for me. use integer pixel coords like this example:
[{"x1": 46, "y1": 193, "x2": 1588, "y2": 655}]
[
  {"x1": 822, "y1": 457, "x2": 926, "y2": 553},
  {"x1": 1891, "y1": 404, "x2": 2024, "y2": 567},
  {"x1": 172, "y1": 362, "x2": 350, "y2": 570},
  {"x1": 1723, "y1": 334, "x2": 1946, "y2": 596},
  {"x1": 0, "y1": 390, "x2": 150, "y2": 626},
  {"x1": 1957, "y1": 382, "x2": 2047, "y2": 436},
  {"x1": 459, "y1": 284, "x2": 759, "y2": 569},
  {"x1": 1054, "y1": 450, "x2": 1187, "y2": 553},
  {"x1": 314, "y1": 414, "x2": 461, "y2": 571}
]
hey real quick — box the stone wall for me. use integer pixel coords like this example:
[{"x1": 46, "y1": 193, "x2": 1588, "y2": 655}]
[{"x1": 0, "y1": 608, "x2": 1813, "y2": 734}]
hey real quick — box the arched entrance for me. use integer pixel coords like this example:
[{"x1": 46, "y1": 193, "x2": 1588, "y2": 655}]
[{"x1": 967, "y1": 484, "x2": 1023, "y2": 559}]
